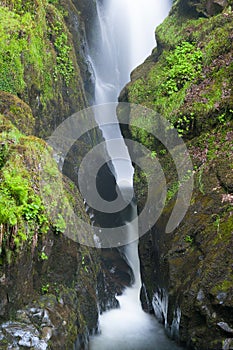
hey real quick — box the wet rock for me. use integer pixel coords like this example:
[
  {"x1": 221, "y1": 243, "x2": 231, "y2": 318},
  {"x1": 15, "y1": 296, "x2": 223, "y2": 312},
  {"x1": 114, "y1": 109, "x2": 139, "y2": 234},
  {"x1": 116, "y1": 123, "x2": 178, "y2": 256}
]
[
  {"x1": 1, "y1": 322, "x2": 46, "y2": 349},
  {"x1": 223, "y1": 338, "x2": 233, "y2": 350},
  {"x1": 217, "y1": 322, "x2": 233, "y2": 334},
  {"x1": 216, "y1": 292, "x2": 228, "y2": 304},
  {"x1": 122, "y1": 0, "x2": 233, "y2": 347},
  {"x1": 197, "y1": 289, "x2": 205, "y2": 302}
]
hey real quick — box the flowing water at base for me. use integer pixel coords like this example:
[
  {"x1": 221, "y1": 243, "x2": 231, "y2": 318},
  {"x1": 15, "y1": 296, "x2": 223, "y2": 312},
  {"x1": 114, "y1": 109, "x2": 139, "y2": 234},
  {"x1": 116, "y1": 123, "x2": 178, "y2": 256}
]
[
  {"x1": 89, "y1": 216, "x2": 184, "y2": 350},
  {"x1": 89, "y1": 286, "x2": 183, "y2": 350}
]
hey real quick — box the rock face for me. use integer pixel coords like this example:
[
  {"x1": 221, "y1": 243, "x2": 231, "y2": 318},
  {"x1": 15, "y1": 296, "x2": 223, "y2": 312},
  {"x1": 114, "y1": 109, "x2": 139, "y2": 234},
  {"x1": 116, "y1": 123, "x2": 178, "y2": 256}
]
[
  {"x1": 0, "y1": 1, "x2": 103, "y2": 348},
  {"x1": 0, "y1": 0, "x2": 95, "y2": 138},
  {"x1": 0, "y1": 1, "x2": 131, "y2": 348},
  {"x1": 177, "y1": 0, "x2": 229, "y2": 17},
  {"x1": 0, "y1": 115, "x2": 101, "y2": 349},
  {"x1": 120, "y1": 0, "x2": 233, "y2": 349}
]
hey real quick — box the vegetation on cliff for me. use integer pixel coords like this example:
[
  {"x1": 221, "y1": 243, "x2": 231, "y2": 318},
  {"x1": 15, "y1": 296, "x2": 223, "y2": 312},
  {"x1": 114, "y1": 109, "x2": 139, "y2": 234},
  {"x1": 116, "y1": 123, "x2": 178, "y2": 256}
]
[
  {"x1": 0, "y1": 110, "x2": 100, "y2": 348},
  {"x1": 0, "y1": 0, "x2": 88, "y2": 137},
  {"x1": 121, "y1": 1, "x2": 233, "y2": 349},
  {"x1": 0, "y1": 1, "x2": 101, "y2": 348}
]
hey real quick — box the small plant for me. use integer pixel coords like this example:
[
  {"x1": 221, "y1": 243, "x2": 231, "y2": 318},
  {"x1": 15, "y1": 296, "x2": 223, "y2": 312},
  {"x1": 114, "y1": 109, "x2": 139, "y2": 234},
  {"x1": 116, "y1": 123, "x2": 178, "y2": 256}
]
[
  {"x1": 54, "y1": 214, "x2": 66, "y2": 233},
  {"x1": 41, "y1": 283, "x2": 50, "y2": 294},
  {"x1": 184, "y1": 235, "x2": 194, "y2": 244},
  {"x1": 40, "y1": 251, "x2": 48, "y2": 261},
  {"x1": 173, "y1": 113, "x2": 195, "y2": 136},
  {"x1": 218, "y1": 113, "x2": 226, "y2": 125},
  {"x1": 150, "y1": 150, "x2": 157, "y2": 159},
  {"x1": 166, "y1": 181, "x2": 180, "y2": 202},
  {"x1": 81, "y1": 256, "x2": 88, "y2": 273},
  {"x1": 212, "y1": 214, "x2": 221, "y2": 235},
  {"x1": 159, "y1": 149, "x2": 167, "y2": 155},
  {"x1": 198, "y1": 167, "x2": 205, "y2": 194},
  {"x1": 52, "y1": 21, "x2": 74, "y2": 85}
]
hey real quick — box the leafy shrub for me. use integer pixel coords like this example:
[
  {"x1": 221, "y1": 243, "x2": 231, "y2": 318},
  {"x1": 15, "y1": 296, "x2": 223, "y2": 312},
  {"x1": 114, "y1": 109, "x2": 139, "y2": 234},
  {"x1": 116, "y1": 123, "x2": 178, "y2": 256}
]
[{"x1": 161, "y1": 42, "x2": 203, "y2": 95}]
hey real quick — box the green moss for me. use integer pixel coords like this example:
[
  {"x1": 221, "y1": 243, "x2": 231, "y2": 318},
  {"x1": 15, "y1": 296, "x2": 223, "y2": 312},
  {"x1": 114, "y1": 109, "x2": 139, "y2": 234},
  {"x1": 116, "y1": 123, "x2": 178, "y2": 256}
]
[
  {"x1": 155, "y1": 14, "x2": 191, "y2": 49},
  {"x1": 0, "y1": 115, "x2": 86, "y2": 258},
  {"x1": 51, "y1": 20, "x2": 74, "y2": 85},
  {"x1": 211, "y1": 279, "x2": 233, "y2": 294},
  {"x1": 128, "y1": 42, "x2": 203, "y2": 139},
  {"x1": 0, "y1": 3, "x2": 54, "y2": 101},
  {"x1": 0, "y1": 0, "x2": 86, "y2": 137},
  {"x1": 0, "y1": 118, "x2": 49, "y2": 249},
  {"x1": 127, "y1": 10, "x2": 233, "y2": 143}
]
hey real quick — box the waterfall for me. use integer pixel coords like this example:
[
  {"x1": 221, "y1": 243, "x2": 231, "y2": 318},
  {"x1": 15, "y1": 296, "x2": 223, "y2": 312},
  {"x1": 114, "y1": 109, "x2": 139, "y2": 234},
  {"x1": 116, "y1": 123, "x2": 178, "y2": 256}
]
[
  {"x1": 87, "y1": 1, "x2": 184, "y2": 349},
  {"x1": 91, "y1": 0, "x2": 172, "y2": 103},
  {"x1": 89, "y1": 0, "x2": 171, "y2": 280},
  {"x1": 89, "y1": 0, "x2": 172, "y2": 190}
]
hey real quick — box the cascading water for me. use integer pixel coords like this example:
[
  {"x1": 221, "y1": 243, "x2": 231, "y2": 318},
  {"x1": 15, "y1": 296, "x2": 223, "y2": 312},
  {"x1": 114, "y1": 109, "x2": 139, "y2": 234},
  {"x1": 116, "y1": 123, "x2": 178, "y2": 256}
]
[{"x1": 87, "y1": 0, "x2": 184, "y2": 349}]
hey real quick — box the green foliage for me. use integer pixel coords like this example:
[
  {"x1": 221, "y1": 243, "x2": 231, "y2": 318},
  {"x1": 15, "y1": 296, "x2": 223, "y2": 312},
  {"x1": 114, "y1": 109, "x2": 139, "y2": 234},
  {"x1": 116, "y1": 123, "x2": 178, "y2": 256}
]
[
  {"x1": 198, "y1": 167, "x2": 205, "y2": 195},
  {"x1": 4, "y1": 0, "x2": 40, "y2": 15},
  {"x1": 128, "y1": 42, "x2": 202, "y2": 140},
  {"x1": 40, "y1": 251, "x2": 49, "y2": 261},
  {"x1": 128, "y1": 79, "x2": 147, "y2": 104},
  {"x1": 166, "y1": 170, "x2": 193, "y2": 203},
  {"x1": 51, "y1": 21, "x2": 74, "y2": 85},
  {"x1": 0, "y1": 7, "x2": 27, "y2": 94},
  {"x1": 54, "y1": 214, "x2": 66, "y2": 233},
  {"x1": 166, "y1": 181, "x2": 180, "y2": 203},
  {"x1": 161, "y1": 42, "x2": 203, "y2": 96},
  {"x1": 0, "y1": 163, "x2": 49, "y2": 239},
  {"x1": 41, "y1": 283, "x2": 50, "y2": 294},
  {"x1": 217, "y1": 110, "x2": 233, "y2": 126},
  {"x1": 0, "y1": 121, "x2": 51, "y2": 252},
  {"x1": 128, "y1": 11, "x2": 233, "y2": 146},
  {"x1": 150, "y1": 150, "x2": 157, "y2": 159},
  {"x1": 184, "y1": 235, "x2": 194, "y2": 244},
  {"x1": 0, "y1": 117, "x2": 87, "y2": 260},
  {"x1": 0, "y1": 0, "x2": 76, "y2": 111},
  {"x1": 172, "y1": 112, "x2": 195, "y2": 136},
  {"x1": 212, "y1": 214, "x2": 221, "y2": 235},
  {"x1": 81, "y1": 256, "x2": 89, "y2": 273},
  {"x1": 130, "y1": 114, "x2": 155, "y2": 149},
  {"x1": 155, "y1": 14, "x2": 191, "y2": 49},
  {"x1": 0, "y1": 5, "x2": 54, "y2": 98}
]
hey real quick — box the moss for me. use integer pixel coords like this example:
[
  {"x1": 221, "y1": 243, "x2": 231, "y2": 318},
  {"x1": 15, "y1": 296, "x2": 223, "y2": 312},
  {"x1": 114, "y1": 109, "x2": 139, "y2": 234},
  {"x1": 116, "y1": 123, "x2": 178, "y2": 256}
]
[
  {"x1": 155, "y1": 14, "x2": 194, "y2": 49},
  {"x1": 124, "y1": 1, "x2": 233, "y2": 348},
  {"x1": 211, "y1": 279, "x2": 233, "y2": 294},
  {"x1": 0, "y1": 0, "x2": 88, "y2": 137},
  {"x1": 0, "y1": 114, "x2": 90, "y2": 260},
  {"x1": 126, "y1": 11, "x2": 233, "y2": 142},
  {"x1": 0, "y1": 91, "x2": 35, "y2": 134}
]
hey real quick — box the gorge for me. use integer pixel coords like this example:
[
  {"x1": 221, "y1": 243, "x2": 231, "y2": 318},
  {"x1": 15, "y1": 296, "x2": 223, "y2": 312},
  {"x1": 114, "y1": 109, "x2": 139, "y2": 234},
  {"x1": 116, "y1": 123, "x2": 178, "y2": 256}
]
[
  {"x1": 86, "y1": 1, "x2": 182, "y2": 348},
  {"x1": 0, "y1": 0, "x2": 232, "y2": 350}
]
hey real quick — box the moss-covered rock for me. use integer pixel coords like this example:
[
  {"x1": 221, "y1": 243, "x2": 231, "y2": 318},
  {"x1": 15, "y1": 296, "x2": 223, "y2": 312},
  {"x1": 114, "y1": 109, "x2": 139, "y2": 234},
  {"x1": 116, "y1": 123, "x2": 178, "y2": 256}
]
[
  {"x1": 121, "y1": 6, "x2": 233, "y2": 140},
  {"x1": 0, "y1": 91, "x2": 35, "y2": 135},
  {"x1": 0, "y1": 110, "x2": 101, "y2": 348},
  {"x1": 0, "y1": 0, "x2": 90, "y2": 137},
  {"x1": 120, "y1": 1, "x2": 233, "y2": 349}
]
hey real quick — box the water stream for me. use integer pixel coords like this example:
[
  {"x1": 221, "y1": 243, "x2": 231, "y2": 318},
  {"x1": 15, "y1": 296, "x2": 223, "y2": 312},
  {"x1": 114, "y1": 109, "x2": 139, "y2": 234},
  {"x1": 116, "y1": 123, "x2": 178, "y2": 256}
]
[{"x1": 87, "y1": 1, "x2": 183, "y2": 349}]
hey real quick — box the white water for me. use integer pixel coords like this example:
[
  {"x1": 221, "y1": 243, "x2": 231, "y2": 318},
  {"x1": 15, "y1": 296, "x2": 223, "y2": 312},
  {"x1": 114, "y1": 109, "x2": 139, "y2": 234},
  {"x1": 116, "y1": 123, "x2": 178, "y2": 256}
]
[
  {"x1": 89, "y1": 0, "x2": 172, "y2": 188},
  {"x1": 88, "y1": 1, "x2": 183, "y2": 349}
]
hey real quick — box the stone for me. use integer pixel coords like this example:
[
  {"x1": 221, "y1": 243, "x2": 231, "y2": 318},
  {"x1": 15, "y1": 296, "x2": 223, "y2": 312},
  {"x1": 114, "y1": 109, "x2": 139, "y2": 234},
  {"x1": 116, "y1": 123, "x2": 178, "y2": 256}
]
[
  {"x1": 223, "y1": 338, "x2": 233, "y2": 350},
  {"x1": 217, "y1": 322, "x2": 233, "y2": 334},
  {"x1": 41, "y1": 327, "x2": 53, "y2": 341}
]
